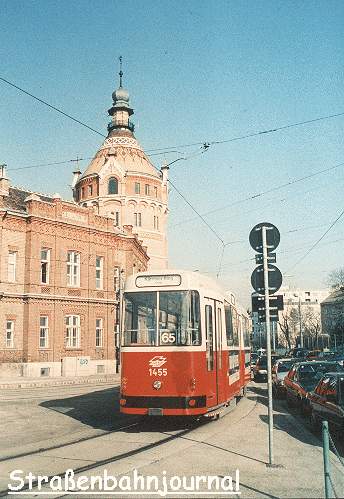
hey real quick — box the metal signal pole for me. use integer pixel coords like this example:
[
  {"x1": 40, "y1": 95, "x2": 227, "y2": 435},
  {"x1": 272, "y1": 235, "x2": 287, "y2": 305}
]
[{"x1": 262, "y1": 226, "x2": 274, "y2": 465}]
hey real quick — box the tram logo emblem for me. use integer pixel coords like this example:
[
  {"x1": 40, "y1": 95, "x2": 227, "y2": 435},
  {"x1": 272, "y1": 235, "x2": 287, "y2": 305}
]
[{"x1": 149, "y1": 356, "x2": 167, "y2": 368}]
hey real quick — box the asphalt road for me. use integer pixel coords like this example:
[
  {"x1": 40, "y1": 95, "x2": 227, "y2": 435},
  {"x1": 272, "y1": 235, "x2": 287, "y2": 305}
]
[{"x1": 1, "y1": 381, "x2": 343, "y2": 498}]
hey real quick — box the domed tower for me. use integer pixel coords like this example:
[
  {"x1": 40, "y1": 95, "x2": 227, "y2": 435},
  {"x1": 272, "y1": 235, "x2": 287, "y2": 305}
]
[{"x1": 73, "y1": 60, "x2": 168, "y2": 270}]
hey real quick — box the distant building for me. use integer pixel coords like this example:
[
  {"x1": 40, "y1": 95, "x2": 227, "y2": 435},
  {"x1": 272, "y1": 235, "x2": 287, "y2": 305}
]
[
  {"x1": 72, "y1": 70, "x2": 168, "y2": 270},
  {"x1": 321, "y1": 287, "x2": 344, "y2": 347},
  {"x1": 0, "y1": 166, "x2": 148, "y2": 378},
  {"x1": 251, "y1": 287, "x2": 329, "y2": 350}
]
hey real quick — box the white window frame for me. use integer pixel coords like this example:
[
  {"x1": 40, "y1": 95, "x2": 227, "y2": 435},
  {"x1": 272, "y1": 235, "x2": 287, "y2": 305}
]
[
  {"x1": 134, "y1": 182, "x2": 140, "y2": 194},
  {"x1": 67, "y1": 251, "x2": 80, "y2": 287},
  {"x1": 96, "y1": 256, "x2": 104, "y2": 290},
  {"x1": 39, "y1": 316, "x2": 49, "y2": 348},
  {"x1": 6, "y1": 320, "x2": 14, "y2": 348},
  {"x1": 95, "y1": 318, "x2": 103, "y2": 347},
  {"x1": 8, "y1": 251, "x2": 17, "y2": 282},
  {"x1": 154, "y1": 215, "x2": 159, "y2": 230},
  {"x1": 40, "y1": 248, "x2": 50, "y2": 284},
  {"x1": 145, "y1": 184, "x2": 150, "y2": 196},
  {"x1": 134, "y1": 212, "x2": 142, "y2": 227},
  {"x1": 65, "y1": 315, "x2": 80, "y2": 348}
]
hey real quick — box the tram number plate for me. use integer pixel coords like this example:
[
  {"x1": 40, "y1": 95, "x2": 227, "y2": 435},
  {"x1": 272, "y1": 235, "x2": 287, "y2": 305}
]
[{"x1": 148, "y1": 408, "x2": 163, "y2": 416}]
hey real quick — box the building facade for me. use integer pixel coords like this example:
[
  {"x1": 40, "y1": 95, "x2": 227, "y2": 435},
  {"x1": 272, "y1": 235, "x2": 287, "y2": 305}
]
[
  {"x1": 0, "y1": 168, "x2": 148, "y2": 378},
  {"x1": 251, "y1": 287, "x2": 329, "y2": 350},
  {"x1": 73, "y1": 72, "x2": 168, "y2": 270},
  {"x1": 321, "y1": 287, "x2": 344, "y2": 348}
]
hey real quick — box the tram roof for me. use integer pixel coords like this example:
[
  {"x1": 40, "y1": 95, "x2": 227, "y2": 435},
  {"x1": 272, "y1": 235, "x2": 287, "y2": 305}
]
[{"x1": 124, "y1": 269, "x2": 237, "y2": 305}]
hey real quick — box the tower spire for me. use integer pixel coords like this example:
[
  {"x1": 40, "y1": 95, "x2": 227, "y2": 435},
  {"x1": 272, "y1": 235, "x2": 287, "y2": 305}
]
[{"x1": 119, "y1": 55, "x2": 123, "y2": 88}]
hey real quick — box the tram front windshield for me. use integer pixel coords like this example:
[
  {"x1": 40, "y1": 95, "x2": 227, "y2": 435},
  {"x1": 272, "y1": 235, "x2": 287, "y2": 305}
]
[{"x1": 123, "y1": 290, "x2": 201, "y2": 346}]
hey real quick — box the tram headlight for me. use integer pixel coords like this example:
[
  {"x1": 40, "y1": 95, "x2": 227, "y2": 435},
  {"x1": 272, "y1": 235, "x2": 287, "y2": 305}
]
[{"x1": 153, "y1": 380, "x2": 162, "y2": 390}]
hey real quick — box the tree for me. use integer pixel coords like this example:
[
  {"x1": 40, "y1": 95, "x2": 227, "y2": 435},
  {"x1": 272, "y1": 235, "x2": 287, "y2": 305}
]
[
  {"x1": 302, "y1": 307, "x2": 321, "y2": 349},
  {"x1": 326, "y1": 267, "x2": 344, "y2": 290},
  {"x1": 278, "y1": 307, "x2": 299, "y2": 349}
]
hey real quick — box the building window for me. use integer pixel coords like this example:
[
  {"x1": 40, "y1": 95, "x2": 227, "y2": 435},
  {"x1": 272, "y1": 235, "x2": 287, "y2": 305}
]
[
  {"x1": 41, "y1": 249, "x2": 50, "y2": 284},
  {"x1": 134, "y1": 212, "x2": 142, "y2": 227},
  {"x1": 154, "y1": 216, "x2": 159, "y2": 230},
  {"x1": 135, "y1": 182, "x2": 140, "y2": 194},
  {"x1": 6, "y1": 320, "x2": 14, "y2": 348},
  {"x1": 67, "y1": 251, "x2": 80, "y2": 287},
  {"x1": 115, "y1": 211, "x2": 120, "y2": 226},
  {"x1": 39, "y1": 316, "x2": 49, "y2": 348},
  {"x1": 114, "y1": 267, "x2": 120, "y2": 292},
  {"x1": 81, "y1": 187, "x2": 85, "y2": 198},
  {"x1": 145, "y1": 184, "x2": 150, "y2": 196},
  {"x1": 88, "y1": 185, "x2": 93, "y2": 196},
  {"x1": 154, "y1": 186, "x2": 158, "y2": 198},
  {"x1": 65, "y1": 315, "x2": 80, "y2": 348},
  {"x1": 108, "y1": 177, "x2": 118, "y2": 195},
  {"x1": 96, "y1": 318, "x2": 103, "y2": 347},
  {"x1": 8, "y1": 251, "x2": 17, "y2": 282},
  {"x1": 96, "y1": 256, "x2": 104, "y2": 290}
]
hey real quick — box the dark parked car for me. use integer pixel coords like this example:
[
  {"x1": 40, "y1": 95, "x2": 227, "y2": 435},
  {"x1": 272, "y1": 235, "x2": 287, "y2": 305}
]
[
  {"x1": 253, "y1": 354, "x2": 281, "y2": 381},
  {"x1": 308, "y1": 373, "x2": 344, "y2": 433},
  {"x1": 272, "y1": 358, "x2": 298, "y2": 398},
  {"x1": 286, "y1": 348, "x2": 309, "y2": 359},
  {"x1": 284, "y1": 361, "x2": 343, "y2": 413}
]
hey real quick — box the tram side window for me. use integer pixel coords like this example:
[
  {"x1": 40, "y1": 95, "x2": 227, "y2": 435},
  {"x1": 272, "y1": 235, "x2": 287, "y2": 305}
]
[
  {"x1": 225, "y1": 303, "x2": 238, "y2": 346},
  {"x1": 243, "y1": 317, "x2": 251, "y2": 347},
  {"x1": 123, "y1": 292, "x2": 157, "y2": 346},
  {"x1": 205, "y1": 305, "x2": 214, "y2": 371},
  {"x1": 232, "y1": 308, "x2": 239, "y2": 346}
]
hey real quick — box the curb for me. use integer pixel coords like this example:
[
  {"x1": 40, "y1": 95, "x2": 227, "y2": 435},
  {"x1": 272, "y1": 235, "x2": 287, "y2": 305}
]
[{"x1": 0, "y1": 374, "x2": 120, "y2": 390}]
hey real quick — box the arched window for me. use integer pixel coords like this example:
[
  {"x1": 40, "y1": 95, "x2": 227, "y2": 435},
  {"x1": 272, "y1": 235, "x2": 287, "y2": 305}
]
[{"x1": 108, "y1": 177, "x2": 118, "y2": 195}]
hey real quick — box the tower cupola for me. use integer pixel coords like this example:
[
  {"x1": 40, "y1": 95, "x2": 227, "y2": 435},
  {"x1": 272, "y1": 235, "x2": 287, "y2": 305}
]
[{"x1": 108, "y1": 56, "x2": 134, "y2": 133}]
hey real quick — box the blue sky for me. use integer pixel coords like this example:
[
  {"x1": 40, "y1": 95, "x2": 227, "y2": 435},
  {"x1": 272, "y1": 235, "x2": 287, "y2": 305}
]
[{"x1": 1, "y1": 0, "x2": 343, "y2": 305}]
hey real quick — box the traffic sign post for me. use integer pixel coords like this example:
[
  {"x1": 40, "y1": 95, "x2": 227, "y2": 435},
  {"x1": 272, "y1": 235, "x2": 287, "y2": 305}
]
[
  {"x1": 262, "y1": 225, "x2": 274, "y2": 466},
  {"x1": 250, "y1": 222, "x2": 283, "y2": 467}
]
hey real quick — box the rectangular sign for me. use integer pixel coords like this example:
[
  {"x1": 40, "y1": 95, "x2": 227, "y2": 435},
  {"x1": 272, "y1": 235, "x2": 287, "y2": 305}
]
[{"x1": 136, "y1": 274, "x2": 182, "y2": 288}]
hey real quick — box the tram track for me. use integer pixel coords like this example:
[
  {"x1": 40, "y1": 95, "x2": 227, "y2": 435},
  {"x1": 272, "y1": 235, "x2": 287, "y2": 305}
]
[
  {"x1": 0, "y1": 391, "x2": 258, "y2": 497},
  {"x1": 0, "y1": 419, "x2": 202, "y2": 497}
]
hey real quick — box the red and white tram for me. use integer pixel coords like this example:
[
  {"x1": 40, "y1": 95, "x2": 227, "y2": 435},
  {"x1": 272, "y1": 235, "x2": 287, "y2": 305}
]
[{"x1": 120, "y1": 270, "x2": 251, "y2": 417}]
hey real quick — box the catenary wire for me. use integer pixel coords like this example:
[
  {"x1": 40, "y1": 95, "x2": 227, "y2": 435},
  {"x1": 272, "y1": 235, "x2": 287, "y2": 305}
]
[
  {"x1": 1, "y1": 74, "x2": 344, "y2": 159},
  {"x1": 0, "y1": 76, "x2": 106, "y2": 138},
  {"x1": 287, "y1": 209, "x2": 344, "y2": 271},
  {"x1": 171, "y1": 160, "x2": 344, "y2": 228}
]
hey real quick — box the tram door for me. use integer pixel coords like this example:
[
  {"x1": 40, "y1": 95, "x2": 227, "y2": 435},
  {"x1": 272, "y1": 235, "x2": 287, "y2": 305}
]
[{"x1": 204, "y1": 298, "x2": 224, "y2": 407}]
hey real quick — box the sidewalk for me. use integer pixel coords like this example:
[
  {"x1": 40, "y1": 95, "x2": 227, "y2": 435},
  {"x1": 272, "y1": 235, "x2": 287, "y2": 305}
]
[{"x1": 0, "y1": 372, "x2": 121, "y2": 389}]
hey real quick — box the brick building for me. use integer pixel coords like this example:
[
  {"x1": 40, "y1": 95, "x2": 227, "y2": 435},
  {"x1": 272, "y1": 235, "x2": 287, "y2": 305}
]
[{"x1": 0, "y1": 167, "x2": 148, "y2": 378}]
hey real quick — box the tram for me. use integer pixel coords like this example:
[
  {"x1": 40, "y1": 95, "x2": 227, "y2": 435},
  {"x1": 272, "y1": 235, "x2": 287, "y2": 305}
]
[{"x1": 119, "y1": 270, "x2": 251, "y2": 417}]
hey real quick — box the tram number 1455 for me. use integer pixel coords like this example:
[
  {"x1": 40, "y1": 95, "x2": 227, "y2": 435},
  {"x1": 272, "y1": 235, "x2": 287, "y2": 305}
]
[{"x1": 149, "y1": 368, "x2": 168, "y2": 377}]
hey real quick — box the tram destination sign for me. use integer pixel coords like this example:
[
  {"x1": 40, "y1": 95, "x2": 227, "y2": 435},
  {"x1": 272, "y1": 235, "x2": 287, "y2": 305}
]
[
  {"x1": 249, "y1": 222, "x2": 280, "y2": 254},
  {"x1": 251, "y1": 264, "x2": 282, "y2": 295},
  {"x1": 136, "y1": 274, "x2": 181, "y2": 288}
]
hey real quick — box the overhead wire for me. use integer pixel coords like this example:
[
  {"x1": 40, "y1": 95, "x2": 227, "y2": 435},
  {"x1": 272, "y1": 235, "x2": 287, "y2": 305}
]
[
  {"x1": 171, "y1": 160, "x2": 344, "y2": 228},
  {"x1": 287, "y1": 209, "x2": 344, "y2": 271},
  {"x1": 0, "y1": 76, "x2": 106, "y2": 138}
]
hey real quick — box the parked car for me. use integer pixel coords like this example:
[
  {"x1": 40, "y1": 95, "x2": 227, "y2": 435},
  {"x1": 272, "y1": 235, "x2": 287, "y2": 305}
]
[
  {"x1": 253, "y1": 354, "x2": 281, "y2": 381},
  {"x1": 308, "y1": 372, "x2": 344, "y2": 433},
  {"x1": 306, "y1": 350, "x2": 322, "y2": 360},
  {"x1": 284, "y1": 361, "x2": 343, "y2": 414},
  {"x1": 272, "y1": 358, "x2": 298, "y2": 398},
  {"x1": 285, "y1": 348, "x2": 309, "y2": 359}
]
